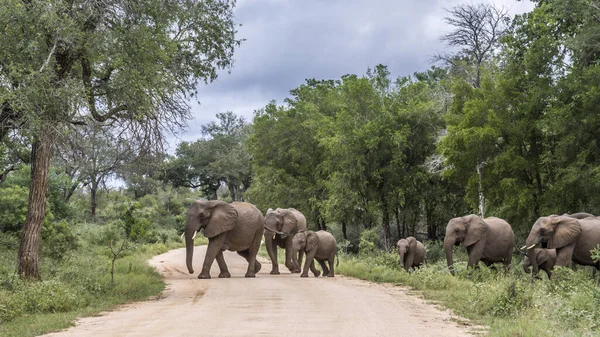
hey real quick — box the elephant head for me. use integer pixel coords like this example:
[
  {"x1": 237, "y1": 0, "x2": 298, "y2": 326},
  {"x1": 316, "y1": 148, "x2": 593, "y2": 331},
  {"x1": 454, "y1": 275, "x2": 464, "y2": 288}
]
[
  {"x1": 524, "y1": 216, "x2": 581, "y2": 274},
  {"x1": 444, "y1": 215, "x2": 487, "y2": 275},
  {"x1": 292, "y1": 230, "x2": 319, "y2": 253},
  {"x1": 185, "y1": 200, "x2": 237, "y2": 274},
  {"x1": 264, "y1": 208, "x2": 297, "y2": 239},
  {"x1": 397, "y1": 237, "x2": 417, "y2": 271}
]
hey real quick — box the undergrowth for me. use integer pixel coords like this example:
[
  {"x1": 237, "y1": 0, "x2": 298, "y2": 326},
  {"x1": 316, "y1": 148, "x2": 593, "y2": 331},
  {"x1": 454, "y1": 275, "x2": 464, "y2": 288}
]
[
  {"x1": 337, "y1": 249, "x2": 600, "y2": 336},
  {"x1": 0, "y1": 223, "x2": 188, "y2": 337}
]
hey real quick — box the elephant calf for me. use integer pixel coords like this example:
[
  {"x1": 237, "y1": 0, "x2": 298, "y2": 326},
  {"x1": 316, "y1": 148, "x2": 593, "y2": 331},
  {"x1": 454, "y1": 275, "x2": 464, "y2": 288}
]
[
  {"x1": 523, "y1": 248, "x2": 557, "y2": 279},
  {"x1": 293, "y1": 230, "x2": 337, "y2": 277},
  {"x1": 396, "y1": 237, "x2": 425, "y2": 272}
]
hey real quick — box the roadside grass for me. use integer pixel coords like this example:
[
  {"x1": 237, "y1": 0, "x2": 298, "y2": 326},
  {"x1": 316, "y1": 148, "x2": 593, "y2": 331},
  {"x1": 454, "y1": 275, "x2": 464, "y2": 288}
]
[
  {"x1": 0, "y1": 223, "x2": 195, "y2": 337},
  {"x1": 336, "y1": 250, "x2": 600, "y2": 336}
]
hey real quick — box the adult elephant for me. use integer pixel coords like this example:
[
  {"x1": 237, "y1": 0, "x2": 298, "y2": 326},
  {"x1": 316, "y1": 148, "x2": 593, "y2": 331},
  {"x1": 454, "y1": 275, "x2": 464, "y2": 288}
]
[
  {"x1": 397, "y1": 237, "x2": 425, "y2": 272},
  {"x1": 263, "y1": 208, "x2": 307, "y2": 274},
  {"x1": 444, "y1": 215, "x2": 515, "y2": 275},
  {"x1": 524, "y1": 215, "x2": 600, "y2": 274},
  {"x1": 185, "y1": 200, "x2": 264, "y2": 279}
]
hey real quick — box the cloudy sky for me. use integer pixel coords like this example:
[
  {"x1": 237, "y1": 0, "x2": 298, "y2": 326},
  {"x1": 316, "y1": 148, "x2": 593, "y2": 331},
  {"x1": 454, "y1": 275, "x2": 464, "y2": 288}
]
[{"x1": 171, "y1": 0, "x2": 536, "y2": 147}]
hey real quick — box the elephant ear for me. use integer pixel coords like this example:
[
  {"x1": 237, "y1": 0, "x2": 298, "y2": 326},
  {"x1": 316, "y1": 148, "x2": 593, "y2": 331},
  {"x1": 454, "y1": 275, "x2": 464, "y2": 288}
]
[
  {"x1": 306, "y1": 231, "x2": 320, "y2": 252},
  {"x1": 407, "y1": 237, "x2": 417, "y2": 251},
  {"x1": 279, "y1": 209, "x2": 298, "y2": 234},
  {"x1": 203, "y1": 201, "x2": 238, "y2": 238},
  {"x1": 266, "y1": 208, "x2": 274, "y2": 214},
  {"x1": 548, "y1": 217, "x2": 581, "y2": 249},
  {"x1": 535, "y1": 249, "x2": 550, "y2": 265},
  {"x1": 464, "y1": 215, "x2": 487, "y2": 247}
]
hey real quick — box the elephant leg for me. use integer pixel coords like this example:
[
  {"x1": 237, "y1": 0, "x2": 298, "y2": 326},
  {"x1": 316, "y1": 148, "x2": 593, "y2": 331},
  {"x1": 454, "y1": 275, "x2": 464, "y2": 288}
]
[
  {"x1": 200, "y1": 233, "x2": 227, "y2": 279},
  {"x1": 216, "y1": 251, "x2": 231, "y2": 278},
  {"x1": 236, "y1": 249, "x2": 258, "y2": 278},
  {"x1": 265, "y1": 234, "x2": 280, "y2": 275},
  {"x1": 245, "y1": 230, "x2": 263, "y2": 277},
  {"x1": 327, "y1": 253, "x2": 335, "y2": 277},
  {"x1": 284, "y1": 236, "x2": 299, "y2": 273},
  {"x1": 298, "y1": 250, "x2": 304, "y2": 272},
  {"x1": 317, "y1": 259, "x2": 328, "y2": 276},
  {"x1": 310, "y1": 260, "x2": 321, "y2": 277},
  {"x1": 466, "y1": 241, "x2": 485, "y2": 269},
  {"x1": 301, "y1": 250, "x2": 317, "y2": 277}
]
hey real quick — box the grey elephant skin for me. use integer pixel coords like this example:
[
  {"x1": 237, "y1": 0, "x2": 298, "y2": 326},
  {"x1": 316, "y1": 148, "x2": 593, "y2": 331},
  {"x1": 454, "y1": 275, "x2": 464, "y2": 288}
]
[
  {"x1": 525, "y1": 215, "x2": 600, "y2": 274},
  {"x1": 293, "y1": 230, "x2": 337, "y2": 277},
  {"x1": 523, "y1": 248, "x2": 557, "y2": 279},
  {"x1": 263, "y1": 208, "x2": 307, "y2": 274},
  {"x1": 397, "y1": 237, "x2": 425, "y2": 272},
  {"x1": 185, "y1": 200, "x2": 264, "y2": 279},
  {"x1": 444, "y1": 215, "x2": 515, "y2": 275}
]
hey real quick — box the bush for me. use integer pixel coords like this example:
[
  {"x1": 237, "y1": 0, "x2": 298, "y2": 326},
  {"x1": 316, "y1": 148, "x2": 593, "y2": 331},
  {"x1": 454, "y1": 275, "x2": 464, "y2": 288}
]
[
  {"x1": 0, "y1": 185, "x2": 29, "y2": 232},
  {"x1": 359, "y1": 227, "x2": 380, "y2": 256},
  {"x1": 41, "y1": 220, "x2": 79, "y2": 260},
  {"x1": 424, "y1": 240, "x2": 445, "y2": 263}
]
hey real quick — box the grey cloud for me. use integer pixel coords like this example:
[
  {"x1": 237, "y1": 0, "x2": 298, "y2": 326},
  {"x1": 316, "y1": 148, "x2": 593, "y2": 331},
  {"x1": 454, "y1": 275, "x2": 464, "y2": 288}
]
[{"x1": 180, "y1": 0, "x2": 535, "y2": 145}]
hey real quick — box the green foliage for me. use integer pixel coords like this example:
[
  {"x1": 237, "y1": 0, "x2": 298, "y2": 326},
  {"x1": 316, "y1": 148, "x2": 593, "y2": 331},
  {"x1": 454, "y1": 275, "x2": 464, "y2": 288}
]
[
  {"x1": 0, "y1": 185, "x2": 29, "y2": 232},
  {"x1": 358, "y1": 227, "x2": 381, "y2": 256},
  {"x1": 41, "y1": 220, "x2": 79, "y2": 261},
  {"x1": 338, "y1": 255, "x2": 600, "y2": 336}
]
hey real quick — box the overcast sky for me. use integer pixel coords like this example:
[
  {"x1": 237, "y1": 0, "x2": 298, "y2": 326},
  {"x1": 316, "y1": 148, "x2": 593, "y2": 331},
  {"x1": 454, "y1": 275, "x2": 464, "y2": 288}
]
[{"x1": 170, "y1": 0, "x2": 536, "y2": 147}]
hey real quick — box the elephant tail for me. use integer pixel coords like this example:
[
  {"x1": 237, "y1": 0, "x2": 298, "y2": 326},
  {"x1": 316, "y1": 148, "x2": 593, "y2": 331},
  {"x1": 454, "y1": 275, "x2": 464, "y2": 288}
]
[{"x1": 336, "y1": 252, "x2": 339, "y2": 267}]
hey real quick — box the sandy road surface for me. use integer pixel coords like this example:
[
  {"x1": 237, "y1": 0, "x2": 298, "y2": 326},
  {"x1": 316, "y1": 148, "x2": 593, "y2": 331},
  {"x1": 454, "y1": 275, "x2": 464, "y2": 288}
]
[{"x1": 42, "y1": 246, "x2": 479, "y2": 337}]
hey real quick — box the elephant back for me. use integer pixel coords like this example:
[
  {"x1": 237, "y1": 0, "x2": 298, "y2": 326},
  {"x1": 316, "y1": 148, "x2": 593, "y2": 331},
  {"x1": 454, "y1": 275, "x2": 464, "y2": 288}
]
[
  {"x1": 483, "y1": 217, "x2": 515, "y2": 247},
  {"x1": 225, "y1": 202, "x2": 264, "y2": 244},
  {"x1": 314, "y1": 230, "x2": 336, "y2": 258}
]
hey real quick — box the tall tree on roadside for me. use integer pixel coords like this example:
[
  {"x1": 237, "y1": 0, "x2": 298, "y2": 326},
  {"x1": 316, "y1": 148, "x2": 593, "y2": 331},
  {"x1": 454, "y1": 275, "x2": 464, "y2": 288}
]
[
  {"x1": 435, "y1": 2, "x2": 509, "y2": 217},
  {"x1": 0, "y1": 0, "x2": 242, "y2": 279}
]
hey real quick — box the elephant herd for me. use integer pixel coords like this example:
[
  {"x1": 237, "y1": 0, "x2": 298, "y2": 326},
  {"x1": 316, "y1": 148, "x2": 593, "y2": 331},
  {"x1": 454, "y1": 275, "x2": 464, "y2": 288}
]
[
  {"x1": 183, "y1": 199, "x2": 600, "y2": 280},
  {"x1": 398, "y1": 212, "x2": 600, "y2": 279},
  {"x1": 184, "y1": 200, "x2": 337, "y2": 279}
]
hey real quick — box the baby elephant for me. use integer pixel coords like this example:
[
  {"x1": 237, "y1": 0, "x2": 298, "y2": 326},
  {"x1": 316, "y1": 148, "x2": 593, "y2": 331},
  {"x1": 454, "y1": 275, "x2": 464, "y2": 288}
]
[
  {"x1": 293, "y1": 230, "x2": 337, "y2": 277},
  {"x1": 397, "y1": 237, "x2": 425, "y2": 271},
  {"x1": 523, "y1": 248, "x2": 557, "y2": 279}
]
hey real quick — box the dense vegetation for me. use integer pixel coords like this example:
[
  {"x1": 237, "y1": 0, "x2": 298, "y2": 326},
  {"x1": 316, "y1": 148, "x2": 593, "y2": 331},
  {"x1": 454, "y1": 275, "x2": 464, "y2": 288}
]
[{"x1": 2, "y1": 0, "x2": 600, "y2": 336}]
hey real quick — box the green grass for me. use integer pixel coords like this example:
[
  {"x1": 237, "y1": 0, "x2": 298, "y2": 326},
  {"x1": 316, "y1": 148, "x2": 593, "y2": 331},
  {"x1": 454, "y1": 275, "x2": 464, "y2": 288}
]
[
  {"x1": 0, "y1": 225, "x2": 193, "y2": 337},
  {"x1": 336, "y1": 251, "x2": 600, "y2": 336}
]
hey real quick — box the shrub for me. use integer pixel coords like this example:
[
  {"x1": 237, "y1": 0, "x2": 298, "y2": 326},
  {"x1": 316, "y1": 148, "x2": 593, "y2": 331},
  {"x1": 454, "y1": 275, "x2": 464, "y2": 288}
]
[
  {"x1": 41, "y1": 220, "x2": 79, "y2": 260},
  {"x1": 359, "y1": 227, "x2": 380, "y2": 256}
]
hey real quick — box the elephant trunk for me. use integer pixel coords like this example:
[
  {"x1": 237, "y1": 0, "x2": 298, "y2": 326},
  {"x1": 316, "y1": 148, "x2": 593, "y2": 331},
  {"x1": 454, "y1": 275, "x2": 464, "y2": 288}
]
[
  {"x1": 525, "y1": 234, "x2": 539, "y2": 275},
  {"x1": 444, "y1": 237, "x2": 455, "y2": 276},
  {"x1": 398, "y1": 250, "x2": 405, "y2": 270},
  {"x1": 264, "y1": 225, "x2": 287, "y2": 238},
  {"x1": 185, "y1": 219, "x2": 198, "y2": 274}
]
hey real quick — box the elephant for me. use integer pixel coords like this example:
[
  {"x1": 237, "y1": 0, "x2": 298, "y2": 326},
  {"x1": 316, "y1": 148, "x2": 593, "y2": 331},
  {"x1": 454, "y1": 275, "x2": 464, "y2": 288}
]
[
  {"x1": 292, "y1": 230, "x2": 337, "y2": 277},
  {"x1": 184, "y1": 200, "x2": 264, "y2": 279},
  {"x1": 522, "y1": 248, "x2": 557, "y2": 279},
  {"x1": 562, "y1": 212, "x2": 596, "y2": 219},
  {"x1": 444, "y1": 214, "x2": 515, "y2": 275},
  {"x1": 396, "y1": 237, "x2": 425, "y2": 272},
  {"x1": 524, "y1": 215, "x2": 600, "y2": 275},
  {"x1": 263, "y1": 208, "x2": 307, "y2": 274}
]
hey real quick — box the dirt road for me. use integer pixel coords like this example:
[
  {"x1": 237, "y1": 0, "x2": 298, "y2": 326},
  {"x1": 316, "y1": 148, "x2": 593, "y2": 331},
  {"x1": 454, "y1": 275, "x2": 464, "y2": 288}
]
[{"x1": 42, "y1": 246, "x2": 479, "y2": 337}]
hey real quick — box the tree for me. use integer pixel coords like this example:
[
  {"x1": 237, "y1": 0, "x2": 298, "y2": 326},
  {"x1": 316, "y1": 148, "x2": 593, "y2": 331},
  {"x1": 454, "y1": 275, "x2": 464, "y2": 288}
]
[
  {"x1": 0, "y1": 0, "x2": 242, "y2": 279},
  {"x1": 162, "y1": 112, "x2": 251, "y2": 201},
  {"x1": 435, "y1": 2, "x2": 509, "y2": 217}
]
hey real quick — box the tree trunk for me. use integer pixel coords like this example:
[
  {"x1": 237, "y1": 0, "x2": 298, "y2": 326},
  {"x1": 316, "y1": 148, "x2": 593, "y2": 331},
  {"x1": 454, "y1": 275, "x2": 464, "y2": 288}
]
[
  {"x1": 341, "y1": 219, "x2": 347, "y2": 240},
  {"x1": 380, "y1": 196, "x2": 392, "y2": 249},
  {"x1": 476, "y1": 162, "x2": 485, "y2": 218},
  {"x1": 18, "y1": 129, "x2": 54, "y2": 279},
  {"x1": 90, "y1": 179, "x2": 100, "y2": 217}
]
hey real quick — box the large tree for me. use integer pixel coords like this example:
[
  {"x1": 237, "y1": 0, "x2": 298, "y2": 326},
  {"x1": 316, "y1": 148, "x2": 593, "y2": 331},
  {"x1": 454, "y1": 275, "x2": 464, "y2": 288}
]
[{"x1": 0, "y1": 0, "x2": 242, "y2": 278}]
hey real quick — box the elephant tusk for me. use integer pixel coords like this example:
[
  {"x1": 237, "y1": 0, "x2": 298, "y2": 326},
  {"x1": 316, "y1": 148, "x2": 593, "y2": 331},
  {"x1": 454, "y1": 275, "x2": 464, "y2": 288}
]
[
  {"x1": 180, "y1": 232, "x2": 185, "y2": 240},
  {"x1": 527, "y1": 244, "x2": 536, "y2": 250},
  {"x1": 192, "y1": 231, "x2": 197, "y2": 240},
  {"x1": 520, "y1": 245, "x2": 527, "y2": 250},
  {"x1": 272, "y1": 234, "x2": 276, "y2": 240}
]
